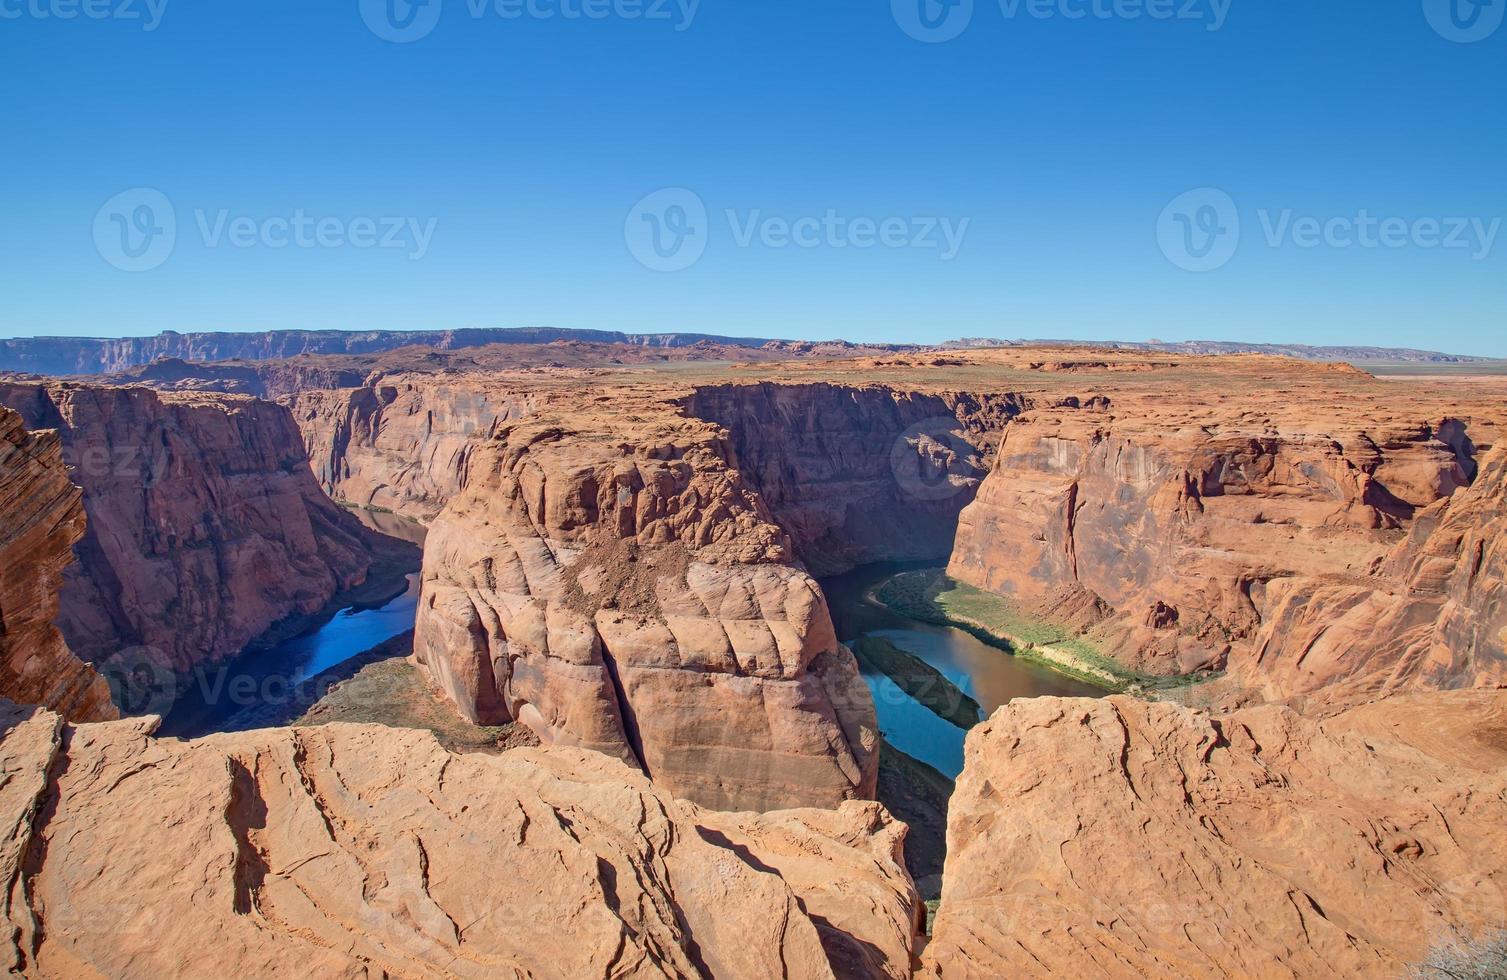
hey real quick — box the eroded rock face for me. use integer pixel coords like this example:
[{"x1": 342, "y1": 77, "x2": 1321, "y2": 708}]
[
  {"x1": 0, "y1": 704, "x2": 919, "y2": 979},
  {"x1": 413, "y1": 409, "x2": 880, "y2": 811},
  {"x1": 923, "y1": 692, "x2": 1507, "y2": 979},
  {"x1": 681, "y1": 383, "x2": 1020, "y2": 575},
  {"x1": 1239, "y1": 444, "x2": 1507, "y2": 706},
  {"x1": 949, "y1": 405, "x2": 1495, "y2": 689},
  {"x1": 287, "y1": 380, "x2": 535, "y2": 522},
  {"x1": 0, "y1": 382, "x2": 379, "y2": 680},
  {"x1": 0, "y1": 409, "x2": 115, "y2": 721}
]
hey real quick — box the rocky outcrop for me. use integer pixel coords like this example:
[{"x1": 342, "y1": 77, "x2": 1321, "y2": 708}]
[
  {"x1": 413, "y1": 405, "x2": 880, "y2": 812},
  {"x1": 0, "y1": 409, "x2": 115, "y2": 721},
  {"x1": 0, "y1": 382, "x2": 380, "y2": 684},
  {"x1": 949, "y1": 405, "x2": 1493, "y2": 688},
  {"x1": 0, "y1": 702, "x2": 920, "y2": 979},
  {"x1": 923, "y1": 692, "x2": 1507, "y2": 978}
]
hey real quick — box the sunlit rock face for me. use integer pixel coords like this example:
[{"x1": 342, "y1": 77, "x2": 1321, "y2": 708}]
[
  {"x1": 949, "y1": 399, "x2": 1500, "y2": 701},
  {"x1": 413, "y1": 401, "x2": 879, "y2": 812},
  {"x1": 0, "y1": 703, "x2": 920, "y2": 979},
  {"x1": 923, "y1": 691, "x2": 1507, "y2": 979}
]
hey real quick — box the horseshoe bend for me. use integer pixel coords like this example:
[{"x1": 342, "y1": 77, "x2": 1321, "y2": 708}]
[{"x1": 0, "y1": 339, "x2": 1502, "y2": 976}]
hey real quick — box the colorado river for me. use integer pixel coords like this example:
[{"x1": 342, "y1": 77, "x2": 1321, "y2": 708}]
[
  {"x1": 157, "y1": 573, "x2": 422, "y2": 737},
  {"x1": 821, "y1": 563, "x2": 1105, "y2": 777}
]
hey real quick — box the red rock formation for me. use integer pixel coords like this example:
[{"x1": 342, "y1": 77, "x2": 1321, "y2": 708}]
[
  {"x1": 949, "y1": 403, "x2": 1497, "y2": 688},
  {"x1": 287, "y1": 379, "x2": 534, "y2": 522},
  {"x1": 413, "y1": 406, "x2": 880, "y2": 811},
  {"x1": 923, "y1": 692, "x2": 1507, "y2": 978},
  {"x1": 0, "y1": 703, "x2": 919, "y2": 979},
  {"x1": 681, "y1": 383, "x2": 1020, "y2": 574},
  {"x1": 0, "y1": 382, "x2": 380, "y2": 681},
  {"x1": 0, "y1": 408, "x2": 115, "y2": 721},
  {"x1": 1237, "y1": 443, "x2": 1507, "y2": 706}
]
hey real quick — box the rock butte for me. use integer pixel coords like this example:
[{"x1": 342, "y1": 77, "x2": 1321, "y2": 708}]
[{"x1": 0, "y1": 341, "x2": 1504, "y2": 977}]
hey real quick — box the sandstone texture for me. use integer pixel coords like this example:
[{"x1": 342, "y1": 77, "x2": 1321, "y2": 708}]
[
  {"x1": 0, "y1": 409, "x2": 115, "y2": 721},
  {"x1": 288, "y1": 378, "x2": 535, "y2": 522},
  {"x1": 0, "y1": 382, "x2": 382, "y2": 683},
  {"x1": 681, "y1": 382, "x2": 1014, "y2": 575},
  {"x1": 0, "y1": 702, "x2": 919, "y2": 979},
  {"x1": 942, "y1": 356, "x2": 1505, "y2": 706},
  {"x1": 923, "y1": 691, "x2": 1507, "y2": 979},
  {"x1": 413, "y1": 402, "x2": 882, "y2": 811}
]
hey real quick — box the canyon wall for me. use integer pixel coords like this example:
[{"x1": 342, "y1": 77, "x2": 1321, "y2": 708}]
[
  {"x1": 0, "y1": 703, "x2": 920, "y2": 979},
  {"x1": 949, "y1": 404, "x2": 1493, "y2": 695},
  {"x1": 0, "y1": 382, "x2": 381, "y2": 682},
  {"x1": 1240, "y1": 442, "x2": 1507, "y2": 706},
  {"x1": 0, "y1": 409, "x2": 116, "y2": 721},
  {"x1": 923, "y1": 690, "x2": 1507, "y2": 978},
  {"x1": 286, "y1": 379, "x2": 536, "y2": 522},
  {"x1": 681, "y1": 383, "x2": 1025, "y2": 575},
  {"x1": 412, "y1": 402, "x2": 880, "y2": 812}
]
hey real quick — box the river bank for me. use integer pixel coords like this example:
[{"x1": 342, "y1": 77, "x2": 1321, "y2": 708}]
[{"x1": 870, "y1": 569, "x2": 1223, "y2": 696}]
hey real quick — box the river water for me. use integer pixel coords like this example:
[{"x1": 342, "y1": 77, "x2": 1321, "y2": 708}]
[
  {"x1": 820, "y1": 563, "x2": 1105, "y2": 778},
  {"x1": 158, "y1": 549, "x2": 1103, "y2": 775}
]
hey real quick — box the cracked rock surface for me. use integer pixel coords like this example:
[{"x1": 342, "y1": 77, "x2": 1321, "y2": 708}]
[{"x1": 0, "y1": 702, "x2": 920, "y2": 980}]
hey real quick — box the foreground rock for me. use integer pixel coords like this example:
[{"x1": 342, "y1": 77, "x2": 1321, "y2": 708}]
[
  {"x1": 0, "y1": 408, "x2": 115, "y2": 721},
  {"x1": 923, "y1": 692, "x2": 1507, "y2": 978},
  {"x1": 0, "y1": 382, "x2": 385, "y2": 685},
  {"x1": 0, "y1": 703, "x2": 920, "y2": 979}
]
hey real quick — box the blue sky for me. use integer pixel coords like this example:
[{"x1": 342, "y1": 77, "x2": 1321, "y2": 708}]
[{"x1": 3, "y1": 0, "x2": 1504, "y2": 354}]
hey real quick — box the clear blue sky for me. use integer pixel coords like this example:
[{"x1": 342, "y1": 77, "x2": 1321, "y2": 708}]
[{"x1": 3, "y1": 0, "x2": 1504, "y2": 354}]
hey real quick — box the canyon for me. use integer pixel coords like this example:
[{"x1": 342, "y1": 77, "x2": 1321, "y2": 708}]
[
  {"x1": 0, "y1": 382, "x2": 403, "y2": 694},
  {"x1": 0, "y1": 338, "x2": 1503, "y2": 977}
]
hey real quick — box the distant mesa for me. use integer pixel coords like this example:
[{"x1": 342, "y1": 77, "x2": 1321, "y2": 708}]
[{"x1": 0, "y1": 326, "x2": 1496, "y2": 376}]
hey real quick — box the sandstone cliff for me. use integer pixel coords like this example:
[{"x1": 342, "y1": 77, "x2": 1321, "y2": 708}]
[
  {"x1": 949, "y1": 401, "x2": 1497, "y2": 699},
  {"x1": 0, "y1": 382, "x2": 381, "y2": 684},
  {"x1": 288, "y1": 379, "x2": 535, "y2": 522},
  {"x1": 681, "y1": 383, "x2": 1020, "y2": 575},
  {"x1": 923, "y1": 692, "x2": 1507, "y2": 978},
  {"x1": 413, "y1": 404, "x2": 881, "y2": 812},
  {"x1": 0, "y1": 409, "x2": 115, "y2": 721},
  {"x1": 0, "y1": 702, "x2": 920, "y2": 979},
  {"x1": 1239, "y1": 442, "x2": 1507, "y2": 706}
]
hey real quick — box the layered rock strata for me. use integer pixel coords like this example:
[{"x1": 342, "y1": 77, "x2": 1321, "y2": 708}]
[
  {"x1": 1241, "y1": 442, "x2": 1507, "y2": 706},
  {"x1": 0, "y1": 703, "x2": 920, "y2": 979},
  {"x1": 681, "y1": 383, "x2": 1021, "y2": 575},
  {"x1": 287, "y1": 379, "x2": 535, "y2": 522},
  {"x1": 413, "y1": 405, "x2": 880, "y2": 811},
  {"x1": 0, "y1": 382, "x2": 380, "y2": 681},
  {"x1": 923, "y1": 691, "x2": 1507, "y2": 978},
  {"x1": 949, "y1": 398, "x2": 1500, "y2": 702},
  {"x1": 0, "y1": 409, "x2": 115, "y2": 721}
]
